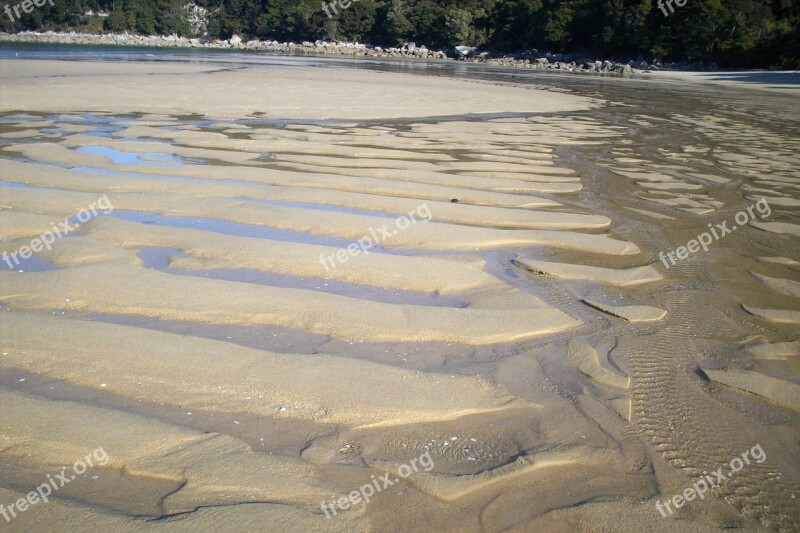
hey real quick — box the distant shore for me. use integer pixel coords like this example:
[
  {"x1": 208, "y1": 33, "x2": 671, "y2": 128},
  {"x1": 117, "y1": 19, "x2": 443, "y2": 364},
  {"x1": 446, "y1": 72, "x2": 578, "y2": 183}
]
[{"x1": 0, "y1": 31, "x2": 649, "y2": 75}]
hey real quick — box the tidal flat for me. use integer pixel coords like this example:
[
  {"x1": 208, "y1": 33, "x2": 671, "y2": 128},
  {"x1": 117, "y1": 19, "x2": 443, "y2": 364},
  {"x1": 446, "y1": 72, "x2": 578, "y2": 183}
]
[{"x1": 0, "y1": 50, "x2": 798, "y2": 532}]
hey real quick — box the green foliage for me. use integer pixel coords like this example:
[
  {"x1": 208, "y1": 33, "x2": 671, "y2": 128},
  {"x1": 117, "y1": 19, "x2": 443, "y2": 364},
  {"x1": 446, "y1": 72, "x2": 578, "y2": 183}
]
[
  {"x1": 320, "y1": 1, "x2": 378, "y2": 42},
  {"x1": 21, "y1": 0, "x2": 800, "y2": 67},
  {"x1": 407, "y1": 0, "x2": 445, "y2": 47},
  {"x1": 491, "y1": 0, "x2": 545, "y2": 50},
  {"x1": 103, "y1": 9, "x2": 127, "y2": 31},
  {"x1": 155, "y1": 0, "x2": 192, "y2": 34},
  {"x1": 444, "y1": 8, "x2": 473, "y2": 46},
  {"x1": 382, "y1": 0, "x2": 413, "y2": 44}
]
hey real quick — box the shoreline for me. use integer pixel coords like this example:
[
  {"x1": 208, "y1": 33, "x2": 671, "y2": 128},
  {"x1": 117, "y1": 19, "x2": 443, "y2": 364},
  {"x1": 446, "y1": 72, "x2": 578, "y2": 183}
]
[
  {"x1": 0, "y1": 31, "x2": 648, "y2": 75},
  {"x1": 4, "y1": 34, "x2": 798, "y2": 96}
]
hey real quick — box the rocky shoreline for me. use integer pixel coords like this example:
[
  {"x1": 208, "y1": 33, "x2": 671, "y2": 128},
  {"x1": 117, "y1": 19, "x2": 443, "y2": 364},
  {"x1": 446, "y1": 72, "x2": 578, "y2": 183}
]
[{"x1": 0, "y1": 31, "x2": 658, "y2": 75}]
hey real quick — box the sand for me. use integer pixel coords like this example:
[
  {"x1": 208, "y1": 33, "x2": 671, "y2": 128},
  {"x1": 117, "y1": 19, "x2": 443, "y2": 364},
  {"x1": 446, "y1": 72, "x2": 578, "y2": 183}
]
[
  {"x1": 0, "y1": 264, "x2": 580, "y2": 344},
  {"x1": 700, "y1": 365, "x2": 800, "y2": 411},
  {"x1": 651, "y1": 70, "x2": 800, "y2": 95},
  {"x1": 0, "y1": 59, "x2": 601, "y2": 120},
  {"x1": 0, "y1": 55, "x2": 798, "y2": 532},
  {"x1": 581, "y1": 298, "x2": 667, "y2": 322},
  {"x1": 513, "y1": 258, "x2": 661, "y2": 286},
  {"x1": 568, "y1": 341, "x2": 631, "y2": 389}
]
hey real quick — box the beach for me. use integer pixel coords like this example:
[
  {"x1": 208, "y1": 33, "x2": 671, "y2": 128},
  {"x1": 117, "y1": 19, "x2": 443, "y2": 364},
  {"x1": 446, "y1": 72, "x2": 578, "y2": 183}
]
[{"x1": 0, "y1": 50, "x2": 798, "y2": 531}]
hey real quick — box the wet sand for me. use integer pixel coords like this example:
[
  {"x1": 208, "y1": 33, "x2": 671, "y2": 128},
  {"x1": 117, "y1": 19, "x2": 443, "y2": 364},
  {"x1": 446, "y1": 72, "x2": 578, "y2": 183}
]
[{"x1": 0, "y1": 56, "x2": 798, "y2": 532}]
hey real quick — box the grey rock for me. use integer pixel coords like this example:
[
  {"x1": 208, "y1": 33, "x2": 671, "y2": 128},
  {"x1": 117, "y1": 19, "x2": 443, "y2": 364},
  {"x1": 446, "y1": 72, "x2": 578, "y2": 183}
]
[{"x1": 454, "y1": 45, "x2": 477, "y2": 57}]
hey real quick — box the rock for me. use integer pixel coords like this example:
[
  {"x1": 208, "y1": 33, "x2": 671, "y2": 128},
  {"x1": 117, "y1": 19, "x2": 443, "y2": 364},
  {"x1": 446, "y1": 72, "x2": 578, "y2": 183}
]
[
  {"x1": 613, "y1": 64, "x2": 632, "y2": 75},
  {"x1": 229, "y1": 35, "x2": 241, "y2": 46},
  {"x1": 454, "y1": 45, "x2": 477, "y2": 57}
]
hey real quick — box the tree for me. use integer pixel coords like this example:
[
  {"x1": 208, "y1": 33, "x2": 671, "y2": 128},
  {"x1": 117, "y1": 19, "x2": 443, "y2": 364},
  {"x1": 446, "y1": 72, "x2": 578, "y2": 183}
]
[
  {"x1": 103, "y1": 8, "x2": 128, "y2": 31},
  {"x1": 490, "y1": 0, "x2": 544, "y2": 50},
  {"x1": 383, "y1": 0, "x2": 413, "y2": 44},
  {"x1": 444, "y1": 8, "x2": 473, "y2": 46},
  {"x1": 408, "y1": 0, "x2": 445, "y2": 47}
]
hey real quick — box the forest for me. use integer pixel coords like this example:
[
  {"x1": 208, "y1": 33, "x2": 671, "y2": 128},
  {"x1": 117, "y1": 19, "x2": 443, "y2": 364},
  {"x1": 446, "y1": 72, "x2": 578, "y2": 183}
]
[{"x1": 1, "y1": 0, "x2": 798, "y2": 68}]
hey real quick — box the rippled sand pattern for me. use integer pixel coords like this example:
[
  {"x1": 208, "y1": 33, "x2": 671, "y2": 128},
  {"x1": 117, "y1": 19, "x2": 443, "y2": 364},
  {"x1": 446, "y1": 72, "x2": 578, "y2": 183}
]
[{"x1": 0, "y1": 60, "x2": 798, "y2": 532}]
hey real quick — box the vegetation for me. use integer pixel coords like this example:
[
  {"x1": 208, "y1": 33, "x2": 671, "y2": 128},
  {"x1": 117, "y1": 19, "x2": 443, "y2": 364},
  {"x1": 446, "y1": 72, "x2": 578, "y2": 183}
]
[{"x1": 2, "y1": 0, "x2": 798, "y2": 67}]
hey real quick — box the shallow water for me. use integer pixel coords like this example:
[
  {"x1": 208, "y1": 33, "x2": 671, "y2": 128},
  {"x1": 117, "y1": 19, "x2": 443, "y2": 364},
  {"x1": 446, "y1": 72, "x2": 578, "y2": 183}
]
[
  {"x1": 137, "y1": 246, "x2": 467, "y2": 307},
  {"x1": 232, "y1": 197, "x2": 401, "y2": 219},
  {"x1": 109, "y1": 210, "x2": 368, "y2": 248},
  {"x1": 77, "y1": 146, "x2": 188, "y2": 165},
  {"x1": 0, "y1": 254, "x2": 58, "y2": 272}
]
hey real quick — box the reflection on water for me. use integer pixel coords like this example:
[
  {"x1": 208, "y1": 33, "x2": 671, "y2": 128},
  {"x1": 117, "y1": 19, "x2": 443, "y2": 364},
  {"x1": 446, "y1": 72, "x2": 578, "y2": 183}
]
[
  {"x1": 0, "y1": 253, "x2": 58, "y2": 272},
  {"x1": 229, "y1": 197, "x2": 399, "y2": 219},
  {"x1": 77, "y1": 146, "x2": 191, "y2": 165},
  {"x1": 109, "y1": 210, "x2": 364, "y2": 248}
]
